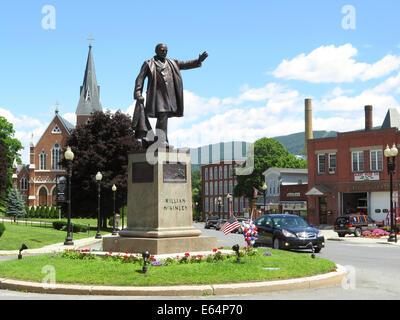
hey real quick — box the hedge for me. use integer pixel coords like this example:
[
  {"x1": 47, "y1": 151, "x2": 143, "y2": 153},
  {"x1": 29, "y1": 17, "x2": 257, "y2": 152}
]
[
  {"x1": 52, "y1": 221, "x2": 89, "y2": 233},
  {"x1": 25, "y1": 206, "x2": 61, "y2": 219},
  {"x1": 0, "y1": 223, "x2": 5, "y2": 238}
]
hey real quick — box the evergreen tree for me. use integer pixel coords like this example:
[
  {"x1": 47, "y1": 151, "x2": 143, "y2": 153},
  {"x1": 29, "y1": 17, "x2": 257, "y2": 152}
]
[{"x1": 5, "y1": 186, "x2": 26, "y2": 218}]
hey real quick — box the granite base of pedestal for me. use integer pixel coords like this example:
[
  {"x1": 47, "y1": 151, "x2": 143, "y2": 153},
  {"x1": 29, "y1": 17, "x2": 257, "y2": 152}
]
[{"x1": 102, "y1": 236, "x2": 217, "y2": 255}]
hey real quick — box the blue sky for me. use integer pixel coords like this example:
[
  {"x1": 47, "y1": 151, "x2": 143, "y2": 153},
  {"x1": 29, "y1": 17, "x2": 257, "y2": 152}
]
[{"x1": 2, "y1": 1, "x2": 400, "y2": 163}]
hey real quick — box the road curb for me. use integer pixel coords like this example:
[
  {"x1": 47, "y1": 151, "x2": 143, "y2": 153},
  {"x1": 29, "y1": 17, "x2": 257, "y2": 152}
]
[{"x1": 0, "y1": 264, "x2": 346, "y2": 296}]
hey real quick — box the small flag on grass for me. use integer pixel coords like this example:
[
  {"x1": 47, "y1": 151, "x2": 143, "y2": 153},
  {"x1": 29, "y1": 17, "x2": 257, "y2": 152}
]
[{"x1": 221, "y1": 216, "x2": 241, "y2": 235}]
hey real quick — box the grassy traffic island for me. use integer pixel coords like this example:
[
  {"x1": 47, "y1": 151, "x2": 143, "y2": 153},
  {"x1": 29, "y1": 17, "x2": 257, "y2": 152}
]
[
  {"x1": 0, "y1": 247, "x2": 337, "y2": 288},
  {"x1": 0, "y1": 221, "x2": 108, "y2": 251}
]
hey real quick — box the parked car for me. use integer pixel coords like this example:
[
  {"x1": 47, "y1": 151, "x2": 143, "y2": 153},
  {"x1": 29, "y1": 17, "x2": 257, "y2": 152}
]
[
  {"x1": 215, "y1": 219, "x2": 227, "y2": 230},
  {"x1": 253, "y1": 214, "x2": 325, "y2": 253},
  {"x1": 204, "y1": 216, "x2": 219, "y2": 229},
  {"x1": 334, "y1": 214, "x2": 377, "y2": 237}
]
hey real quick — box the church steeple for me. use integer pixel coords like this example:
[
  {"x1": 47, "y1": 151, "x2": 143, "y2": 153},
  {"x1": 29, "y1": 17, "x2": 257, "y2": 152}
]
[{"x1": 76, "y1": 40, "x2": 102, "y2": 126}]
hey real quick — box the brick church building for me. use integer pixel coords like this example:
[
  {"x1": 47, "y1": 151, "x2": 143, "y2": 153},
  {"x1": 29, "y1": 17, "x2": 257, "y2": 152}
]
[{"x1": 12, "y1": 43, "x2": 102, "y2": 207}]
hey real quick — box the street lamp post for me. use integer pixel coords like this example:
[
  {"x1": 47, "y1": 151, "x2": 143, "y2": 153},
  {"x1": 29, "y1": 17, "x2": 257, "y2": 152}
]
[
  {"x1": 226, "y1": 193, "x2": 232, "y2": 217},
  {"x1": 112, "y1": 184, "x2": 118, "y2": 235},
  {"x1": 95, "y1": 171, "x2": 103, "y2": 239},
  {"x1": 64, "y1": 146, "x2": 74, "y2": 245},
  {"x1": 384, "y1": 143, "x2": 398, "y2": 243},
  {"x1": 217, "y1": 196, "x2": 222, "y2": 219},
  {"x1": 262, "y1": 183, "x2": 268, "y2": 214}
]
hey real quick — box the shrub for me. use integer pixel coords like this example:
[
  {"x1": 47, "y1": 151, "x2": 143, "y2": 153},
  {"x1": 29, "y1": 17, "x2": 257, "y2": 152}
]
[
  {"x1": 52, "y1": 221, "x2": 64, "y2": 230},
  {"x1": 52, "y1": 221, "x2": 88, "y2": 233},
  {"x1": 0, "y1": 223, "x2": 5, "y2": 238}
]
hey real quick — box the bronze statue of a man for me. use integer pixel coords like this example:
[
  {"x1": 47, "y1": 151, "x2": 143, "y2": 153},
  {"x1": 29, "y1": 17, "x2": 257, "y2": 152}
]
[{"x1": 132, "y1": 43, "x2": 208, "y2": 148}]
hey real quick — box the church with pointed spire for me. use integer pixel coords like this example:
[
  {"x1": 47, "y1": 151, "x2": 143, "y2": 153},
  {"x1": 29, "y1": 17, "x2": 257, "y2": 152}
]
[{"x1": 12, "y1": 44, "x2": 103, "y2": 207}]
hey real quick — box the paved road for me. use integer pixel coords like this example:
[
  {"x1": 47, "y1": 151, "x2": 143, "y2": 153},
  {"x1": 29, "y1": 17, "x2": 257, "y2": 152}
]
[{"x1": 1, "y1": 223, "x2": 399, "y2": 300}]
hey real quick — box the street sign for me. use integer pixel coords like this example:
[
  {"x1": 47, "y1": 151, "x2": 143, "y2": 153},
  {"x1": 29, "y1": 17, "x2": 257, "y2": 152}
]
[{"x1": 56, "y1": 175, "x2": 68, "y2": 204}]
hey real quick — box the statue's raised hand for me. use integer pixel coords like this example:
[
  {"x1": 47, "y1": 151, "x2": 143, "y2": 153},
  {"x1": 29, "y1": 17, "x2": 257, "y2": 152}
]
[{"x1": 199, "y1": 51, "x2": 208, "y2": 62}]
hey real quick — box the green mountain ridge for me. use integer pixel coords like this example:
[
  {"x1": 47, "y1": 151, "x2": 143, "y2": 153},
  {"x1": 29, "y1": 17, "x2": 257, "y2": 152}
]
[{"x1": 273, "y1": 130, "x2": 338, "y2": 155}]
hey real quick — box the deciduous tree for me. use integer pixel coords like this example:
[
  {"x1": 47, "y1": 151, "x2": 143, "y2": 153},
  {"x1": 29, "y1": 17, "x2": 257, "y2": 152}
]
[
  {"x1": 234, "y1": 137, "x2": 307, "y2": 201},
  {"x1": 62, "y1": 111, "x2": 141, "y2": 227}
]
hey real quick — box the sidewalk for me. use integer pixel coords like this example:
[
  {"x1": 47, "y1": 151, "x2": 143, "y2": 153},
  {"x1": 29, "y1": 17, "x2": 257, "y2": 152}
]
[
  {"x1": 321, "y1": 230, "x2": 400, "y2": 246},
  {"x1": 0, "y1": 236, "x2": 104, "y2": 256}
]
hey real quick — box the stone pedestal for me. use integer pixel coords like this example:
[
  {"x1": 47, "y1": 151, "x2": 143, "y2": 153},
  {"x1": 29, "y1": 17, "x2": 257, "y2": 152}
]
[{"x1": 103, "y1": 148, "x2": 217, "y2": 254}]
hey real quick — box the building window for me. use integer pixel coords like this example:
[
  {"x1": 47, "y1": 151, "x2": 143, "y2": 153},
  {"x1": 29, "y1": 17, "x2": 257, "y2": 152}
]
[
  {"x1": 209, "y1": 167, "x2": 213, "y2": 180},
  {"x1": 214, "y1": 167, "x2": 218, "y2": 180},
  {"x1": 224, "y1": 165, "x2": 228, "y2": 179},
  {"x1": 51, "y1": 143, "x2": 62, "y2": 170},
  {"x1": 229, "y1": 180, "x2": 233, "y2": 193},
  {"x1": 234, "y1": 198, "x2": 239, "y2": 212},
  {"x1": 214, "y1": 181, "x2": 218, "y2": 195},
  {"x1": 205, "y1": 197, "x2": 209, "y2": 213},
  {"x1": 224, "y1": 180, "x2": 228, "y2": 194},
  {"x1": 204, "y1": 168, "x2": 208, "y2": 181},
  {"x1": 52, "y1": 125, "x2": 61, "y2": 134},
  {"x1": 39, "y1": 150, "x2": 47, "y2": 170},
  {"x1": 318, "y1": 154, "x2": 326, "y2": 174},
  {"x1": 205, "y1": 182, "x2": 208, "y2": 195},
  {"x1": 370, "y1": 150, "x2": 383, "y2": 171},
  {"x1": 352, "y1": 151, "x2": 364, "y2": 172},
  {"x1": 219, "y1": 166, "x2": 222, "y2": 179},
  {"x1": 209, "y1": 182, "x2": 213, "y2": 195},
  {"x1": 20, "y1": 177, "x2": 28, "y2": 190},
  {"x1": 229, "y1": 165, "x2": 233, "y2": 178},
  {"x1": 329, "y1": 153, "x2": 337, "y2": 172},
  {"x1": 219, "y1": 181, "x2": 222, "y2": 195}
]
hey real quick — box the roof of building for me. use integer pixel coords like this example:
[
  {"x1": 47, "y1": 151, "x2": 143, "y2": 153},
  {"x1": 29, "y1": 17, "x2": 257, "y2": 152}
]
[
  {"x1": 56, "y1": 114, "x2": 75, "y2": 135},
  {"x1": 76, "y1": 45, "x2": 102, "y2": 116},
  {"x1": 381, "y1": 108, "x2": 400, "y2": 130},
  {"x1": 263, "y1": 167, "x2": 308, "y2": 176}
]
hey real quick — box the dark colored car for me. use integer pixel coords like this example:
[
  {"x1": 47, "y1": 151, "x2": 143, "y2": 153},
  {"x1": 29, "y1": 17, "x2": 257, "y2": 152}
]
[
  {"x1": 215, "y1": 219, "x2": 227, "y2": 230},
  {"x1": 204, "y1": 216, "x2": 220, "y2": 229},
  {"x1": 334, "y1": 214, "x2": 377, "y2": 237},
  {"x1": 253, "y1": 214, "x2": 325, "y2": 253}
]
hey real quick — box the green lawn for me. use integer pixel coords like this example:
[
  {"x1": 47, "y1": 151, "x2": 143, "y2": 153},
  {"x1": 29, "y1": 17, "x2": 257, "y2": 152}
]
[
  {"x1": 0, "y1": 249, "x2": 337, "y2": 286},
  {"x1": 0, "y1": 222, "x2": 108, "y2": 250}
]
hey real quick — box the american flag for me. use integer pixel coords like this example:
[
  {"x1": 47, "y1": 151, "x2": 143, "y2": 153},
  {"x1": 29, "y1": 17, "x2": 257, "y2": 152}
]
[{"x1": 221, "y1": 216, "x2": 241, "y2": 235}]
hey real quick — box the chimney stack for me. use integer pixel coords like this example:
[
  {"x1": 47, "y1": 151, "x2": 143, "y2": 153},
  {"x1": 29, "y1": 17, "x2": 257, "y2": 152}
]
[
  {"x1": 365, "y1": 105, "x2": 373, "y2": 130},
  {"x1": 305, "y1": 99, "x2": 313, "y2": 155}
]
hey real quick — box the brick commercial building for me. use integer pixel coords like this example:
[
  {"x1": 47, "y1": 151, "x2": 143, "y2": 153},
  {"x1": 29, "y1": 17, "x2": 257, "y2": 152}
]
[
  {"x1": 280, "y1": 183, "x2": 308, "y2": 217},
  {"x1": 306, "y1": 105, "x2": 400, "y2": 225},
  {"x1": 12, "y1": 44, "x2": 102, "y2": 207},
  {"x1": 202, "y1": 161, "x2": 250, "y2": 220}
]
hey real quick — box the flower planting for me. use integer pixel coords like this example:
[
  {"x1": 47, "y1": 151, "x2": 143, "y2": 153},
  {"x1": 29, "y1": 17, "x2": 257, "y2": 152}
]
[
  {"x1": 57, "y1": 247, "x2": 263, "y2": 268},
  {"x1": 362, "y1": 228, "x2": 391, "y2": 238}
]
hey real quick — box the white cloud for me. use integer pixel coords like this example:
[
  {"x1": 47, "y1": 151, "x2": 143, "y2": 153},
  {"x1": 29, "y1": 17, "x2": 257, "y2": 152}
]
[
  {"x1": 61, "y1": 112, "x2": 76, "y2": 126},
  {"x1": 272, "y1": 44, "x2": 400, "y2": 83}
]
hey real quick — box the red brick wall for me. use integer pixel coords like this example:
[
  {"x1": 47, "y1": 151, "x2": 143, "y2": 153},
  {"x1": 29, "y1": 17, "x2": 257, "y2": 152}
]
[
  {"x1": 28, "y1": 116, "x2": 70, "y2": 206},
  {"x1": 307, "y1": 126, "x2": 400, "y2": 224}
]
